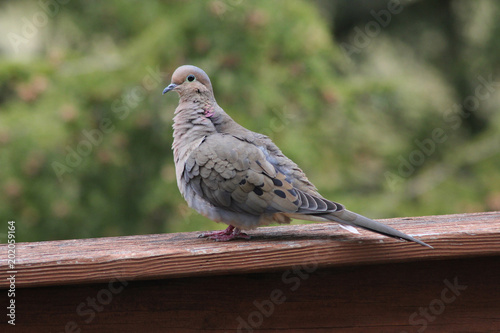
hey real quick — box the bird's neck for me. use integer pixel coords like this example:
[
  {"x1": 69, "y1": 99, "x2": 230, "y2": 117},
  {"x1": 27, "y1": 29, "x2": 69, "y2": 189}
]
[
  {"x1": 172, "y1": 98, "x2": 251, "y2": 163},
  {"x1": 172, "y1": 99, "x2": 216, "y2": 145}
]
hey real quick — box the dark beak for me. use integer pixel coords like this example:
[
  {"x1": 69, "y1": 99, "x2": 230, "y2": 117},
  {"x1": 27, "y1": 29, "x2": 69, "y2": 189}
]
[{"x1": 162, "y1": 83, "x2": 177, "y2": 95}]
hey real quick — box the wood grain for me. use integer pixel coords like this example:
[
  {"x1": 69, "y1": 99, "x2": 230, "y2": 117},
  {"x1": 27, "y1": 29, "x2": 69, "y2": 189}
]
[
  {"x1": 4, "y1": 256, "x2": 500, "y2": 332},
  {"x1": 1, "y1": 211, "x2": 499, "y2": 288}
]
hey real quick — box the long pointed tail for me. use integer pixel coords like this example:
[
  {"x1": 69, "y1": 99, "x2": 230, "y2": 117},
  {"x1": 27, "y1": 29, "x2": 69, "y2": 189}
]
[{"x1": 329, "y1": 209, "x2": 432, "y2": 248}]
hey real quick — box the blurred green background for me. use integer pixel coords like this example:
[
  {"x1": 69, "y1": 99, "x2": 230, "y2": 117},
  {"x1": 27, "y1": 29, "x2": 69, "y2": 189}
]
[{"x1": 1, "y1": 0, "x2": 499, "y2": 242}]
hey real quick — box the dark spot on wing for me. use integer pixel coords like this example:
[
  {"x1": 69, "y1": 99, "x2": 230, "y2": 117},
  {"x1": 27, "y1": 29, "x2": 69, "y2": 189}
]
[
  {"x1": 272, "y1": 178, "x2": 283, "y2": 186},
  {"x1": 274, "y1": 189, "x2": 286, "y2": 198},
  {"x1": 253, "y1": 187, "x2": 263, "y2": 196}
]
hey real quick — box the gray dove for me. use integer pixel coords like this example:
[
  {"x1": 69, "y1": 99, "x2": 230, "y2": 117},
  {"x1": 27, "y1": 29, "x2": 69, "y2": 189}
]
[{"x1": 162, "y1": 65, "x2": 431, "y2": 248}]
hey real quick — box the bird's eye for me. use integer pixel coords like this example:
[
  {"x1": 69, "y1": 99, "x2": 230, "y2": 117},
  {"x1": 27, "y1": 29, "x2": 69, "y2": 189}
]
[{"x1": 187, "y1": 74, "x2": 195, "y2": 82}]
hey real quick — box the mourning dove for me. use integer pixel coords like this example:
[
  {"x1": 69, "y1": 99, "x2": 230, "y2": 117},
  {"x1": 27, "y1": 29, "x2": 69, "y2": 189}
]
[{"x1": 162, "y1": 65, "x2": 431, "y2": 248}]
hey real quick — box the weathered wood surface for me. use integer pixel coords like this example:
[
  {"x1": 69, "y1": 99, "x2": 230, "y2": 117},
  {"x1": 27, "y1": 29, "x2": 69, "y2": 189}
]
[
  {"x1": 1, "y1": 211, "x2": 499, "y2": 289},
  {"x1": 6, "y1": 256, "x2": 500, "y2": 332}
]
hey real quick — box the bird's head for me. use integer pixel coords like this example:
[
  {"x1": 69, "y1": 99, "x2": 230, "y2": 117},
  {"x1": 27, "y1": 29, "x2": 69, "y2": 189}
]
[{"x1": 162, "y1": 65, "x2": 214, "y2": 101}]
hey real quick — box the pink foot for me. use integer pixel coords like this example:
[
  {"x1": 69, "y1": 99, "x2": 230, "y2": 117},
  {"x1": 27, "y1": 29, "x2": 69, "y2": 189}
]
[{"x1": 198, "y1": 225, "x2": 251, "y2": 241}]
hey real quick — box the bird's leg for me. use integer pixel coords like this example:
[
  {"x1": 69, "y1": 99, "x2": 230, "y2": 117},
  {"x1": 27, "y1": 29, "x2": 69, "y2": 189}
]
[
  {"x1": 199, "y1": 225, "x2": 235, "y2": 238},
  {"x1": 198, "y1": 225, "x2": 251, "y2": 241},
  {"x1": 213, "y1": 227, "x2": 250, "y2": 241}
]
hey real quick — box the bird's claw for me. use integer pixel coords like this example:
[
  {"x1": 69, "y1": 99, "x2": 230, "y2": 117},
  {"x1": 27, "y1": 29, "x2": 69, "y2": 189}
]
[{"x1": 198, "y1": 225, "x2": 250, "y2": 241}]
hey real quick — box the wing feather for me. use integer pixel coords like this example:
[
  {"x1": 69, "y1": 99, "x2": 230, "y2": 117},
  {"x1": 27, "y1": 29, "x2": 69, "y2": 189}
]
[{"x1": 183, "y1": 134, "x2": 342, "y2": 218}]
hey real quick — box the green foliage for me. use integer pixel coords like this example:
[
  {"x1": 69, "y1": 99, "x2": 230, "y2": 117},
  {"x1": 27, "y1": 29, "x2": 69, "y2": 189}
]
[{"x1": 1, "y1": 0, "x2": 499, "y2": 242}]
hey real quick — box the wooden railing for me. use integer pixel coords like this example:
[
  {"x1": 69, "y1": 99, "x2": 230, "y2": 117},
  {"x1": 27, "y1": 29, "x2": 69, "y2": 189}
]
[{"x1": 1, "y1": 211, "x2": 499, "y2": 332}]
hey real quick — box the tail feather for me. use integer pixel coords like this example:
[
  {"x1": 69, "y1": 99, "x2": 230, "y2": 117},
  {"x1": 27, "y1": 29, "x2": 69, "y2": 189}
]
[{"x1": 328, "y1": 209, "x2": 432, "y2": 248}]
